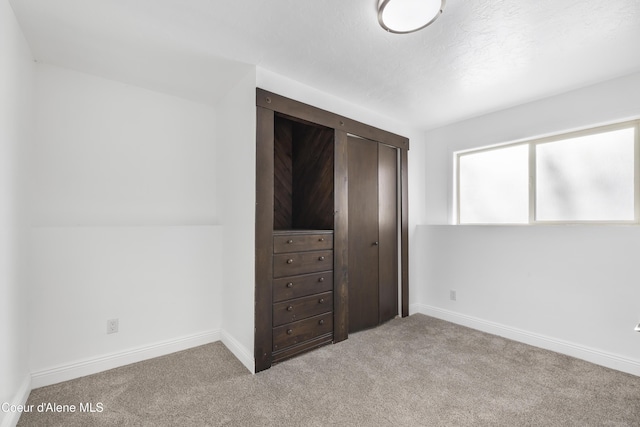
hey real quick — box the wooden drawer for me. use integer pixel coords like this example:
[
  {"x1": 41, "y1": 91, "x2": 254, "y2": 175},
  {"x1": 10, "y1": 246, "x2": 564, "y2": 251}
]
[
  {"x1": 273, "y1": 291, "x2": 333, "y2": 327},
  {"x1": 273, "y1": 271, "x2": 333, "y2": 302},
  {"x1": 271, "y1": 334, "x2": 333, "y2": 364},
  {"x1": 273, "y1": 312, "x2": 333, "y2": 351},
  {"x1": 274, "y1": 232, "x2": 333, "y2": 253},
  {"x1": 273, "y1": 250, "x2": 333, "y2": 278}
]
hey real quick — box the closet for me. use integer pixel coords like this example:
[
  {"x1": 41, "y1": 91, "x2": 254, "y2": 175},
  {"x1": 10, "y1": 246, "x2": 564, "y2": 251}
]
[
  {"x1": 255, "y1": 89, "x2": 409, "y2": 372},
  {"x1": 347, "y1": 136, "x2": 398, "y2": 333}
]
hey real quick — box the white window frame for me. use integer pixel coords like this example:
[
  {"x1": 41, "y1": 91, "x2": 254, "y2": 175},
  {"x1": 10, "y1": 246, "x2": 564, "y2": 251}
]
[{"x1": 455, "y1": 119, "x2": 640, "y2": 225}]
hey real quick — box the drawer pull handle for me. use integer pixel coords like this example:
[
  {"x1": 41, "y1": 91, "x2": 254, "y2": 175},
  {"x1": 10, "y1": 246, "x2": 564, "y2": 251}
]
[
  {"x1": 287, "y1": 239, "x2": 293, "y2": 244},
  {"x1": 286, "y1": 259, "x2": 294, "y2": 264},
  {"x1": 318, "y1": 320, "x2": 325, "y2": 325},
  {"x1": 318, "y1": 277, "x2": 324, "y2": 283},
  {"x1": 319, "y1": 237, "x2": 324, "y2": 242},
  {"x1": 286, "y1": 329, "x2": 293, "y2": 335},
  {"x1": 318, "y1": 256, "x2": 325, "y2": 261},
  {"x1": 286, "y1": 282, "x2": 293, "y2": 288},
  {"x1": 318, "y1": 298, "x2": 325, "y2": 304},
  {"x1": 287, "y1": 306, "x2": 293, "y2": 311}
]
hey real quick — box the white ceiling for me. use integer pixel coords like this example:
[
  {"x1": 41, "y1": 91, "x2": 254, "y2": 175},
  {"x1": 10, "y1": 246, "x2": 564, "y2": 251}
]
[{"x1": 10, "y1": 0, "x2": 640, "y2": 130}]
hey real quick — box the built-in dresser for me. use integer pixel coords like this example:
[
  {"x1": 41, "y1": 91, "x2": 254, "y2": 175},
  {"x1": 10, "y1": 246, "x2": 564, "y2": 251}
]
[{"x1": 272, "y1": 230, "x2": 334, "y2": 362}]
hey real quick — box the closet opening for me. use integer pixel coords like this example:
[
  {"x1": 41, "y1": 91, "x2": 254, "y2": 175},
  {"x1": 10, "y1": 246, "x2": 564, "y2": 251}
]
[{"x1": 273, "y1": 113, "x2": 335, "y2": 231}]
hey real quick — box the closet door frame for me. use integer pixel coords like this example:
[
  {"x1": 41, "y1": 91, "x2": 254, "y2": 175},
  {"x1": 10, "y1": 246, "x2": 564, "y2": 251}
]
[{"x1": 255, "y1": 89, "x2": 409, "y2": 373}]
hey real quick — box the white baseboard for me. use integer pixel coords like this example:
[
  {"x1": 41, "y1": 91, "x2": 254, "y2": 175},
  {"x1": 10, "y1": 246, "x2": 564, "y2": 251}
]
[
  {"x1": 221, "y1": 330, "x2": 254, "y2": 374},
  {"x1": 412, "y1": 304, "x2": 640, "y2": 377},
  {"x1": 31, "y1": 330, "x2": 221, "y2": 389},
  {"x1": 1, "y1": 375, "x2": 31, "y2": 427}
]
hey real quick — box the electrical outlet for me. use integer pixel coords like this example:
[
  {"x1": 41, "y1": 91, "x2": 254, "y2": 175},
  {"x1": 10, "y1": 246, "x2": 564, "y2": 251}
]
[
  {"x1": 450, "y1": 290, "x2": 457, "y2": 301},
  {"x1": 107, "y1": 319, "x2": 119, "y2": 334}
]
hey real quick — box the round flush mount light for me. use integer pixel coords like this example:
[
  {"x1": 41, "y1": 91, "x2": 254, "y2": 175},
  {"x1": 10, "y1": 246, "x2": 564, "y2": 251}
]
[{"x1": 378, "y1": 0, "x2": 446, "y2": 34}]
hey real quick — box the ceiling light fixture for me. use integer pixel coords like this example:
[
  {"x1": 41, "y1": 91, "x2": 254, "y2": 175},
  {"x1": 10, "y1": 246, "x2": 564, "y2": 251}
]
[{"x1": 378, "y1": 0, "x2": 446, "y2": 34}]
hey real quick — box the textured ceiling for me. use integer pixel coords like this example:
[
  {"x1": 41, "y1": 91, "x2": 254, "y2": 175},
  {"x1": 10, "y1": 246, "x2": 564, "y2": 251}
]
[{"x1": 10, "y1": 0, "x2": 640, "y2": 130}]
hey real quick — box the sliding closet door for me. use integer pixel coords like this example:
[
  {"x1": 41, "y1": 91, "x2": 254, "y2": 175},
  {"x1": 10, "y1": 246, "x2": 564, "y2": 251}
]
[
  {"x1": 347, "y1": 136, "x2": 379, "y2": 332},
  {"x1": 378, "y1": 143, "x2": 398, "y2": 324},
  {"x1": 347, "y1": 137, "x2": 399, "y2": 332}
]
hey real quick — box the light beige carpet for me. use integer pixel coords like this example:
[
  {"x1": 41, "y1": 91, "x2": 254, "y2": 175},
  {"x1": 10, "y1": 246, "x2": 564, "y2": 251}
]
[{"x1": 18, "y1": 314, "x2": 640, "y2": 426}]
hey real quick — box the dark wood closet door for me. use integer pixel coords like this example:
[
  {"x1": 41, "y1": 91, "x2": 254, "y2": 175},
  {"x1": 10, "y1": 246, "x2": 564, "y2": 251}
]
[
  {"x1": 378, "y1": 144, "x2": 398, "y2": 324},
  {"x1": 347, "y1": 136, "x2": 379, "y2": 332}
]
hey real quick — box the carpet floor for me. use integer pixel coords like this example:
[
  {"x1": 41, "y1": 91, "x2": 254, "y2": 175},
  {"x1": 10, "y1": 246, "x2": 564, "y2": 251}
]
[{"x1": 17, "y1": 314, "x2": 640, "y2": 426}]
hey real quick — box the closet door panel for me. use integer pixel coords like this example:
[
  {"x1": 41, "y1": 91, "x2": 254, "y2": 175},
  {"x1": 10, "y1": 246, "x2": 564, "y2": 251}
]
[
  {"x1": 347, "y1": 136, "x2": 379, "y2": 333},
  {"x1": 378, "y1": 144, "x2": 398, "y2": 324}
]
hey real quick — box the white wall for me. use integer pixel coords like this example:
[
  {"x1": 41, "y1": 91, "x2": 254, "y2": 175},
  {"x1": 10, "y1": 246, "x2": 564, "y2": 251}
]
[
  {"x1": 216, "y1": 66, "x2": 257, "y2": 372},
  {"x1": 416, "y1": 71, "x2": 640, "y2": 375},
  {"x1": 28, "y1": 64, "x2": 224, "y2": 386},
  {"x1": 419, "y1": 225, "x2": 640, "y2": 374},
  {"x1": 31, "y1": 64, "x2": 221, "y2": 227},
  {"x1": 0, "y1": 1, "x2": 34, "y2": 426},
  {"x1": 408, "y1": 138, "x2": 428, "y2": 308}
]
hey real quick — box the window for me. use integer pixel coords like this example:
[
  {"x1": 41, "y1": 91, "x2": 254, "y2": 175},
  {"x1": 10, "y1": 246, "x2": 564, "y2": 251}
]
[
  {"x1": 456, "y1": 121, "x2": 639, "y2": 224},
  {"x1": 459, "y1": 144, "x2": 528, "y2": 224},
  {"x1": 536, "y1": 128, "x2": 635, "y2": 221}
]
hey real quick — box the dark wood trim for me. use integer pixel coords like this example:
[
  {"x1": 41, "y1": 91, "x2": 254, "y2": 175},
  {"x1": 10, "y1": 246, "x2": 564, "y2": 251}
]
[
  {"x1": 275, "y1": 112, "x2": 329, "y2": 129},
  {"x1": 333, "y1": 130, "x2": 349, "y2": 342},
  {"x1": 257, "y1": 88, "x2": 410, "y2": 151},
  {"x1": 255, "y1": 106, "x2": 275, "y2": 372},
  {"x1": 401, "y1": 149, "x2": 409, "y2": 317}
]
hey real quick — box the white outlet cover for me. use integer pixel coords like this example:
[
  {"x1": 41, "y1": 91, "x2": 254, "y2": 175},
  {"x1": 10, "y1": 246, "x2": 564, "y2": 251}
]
[{"x1": 107, "y1": 319, "x2": 119, "y2": 334}]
